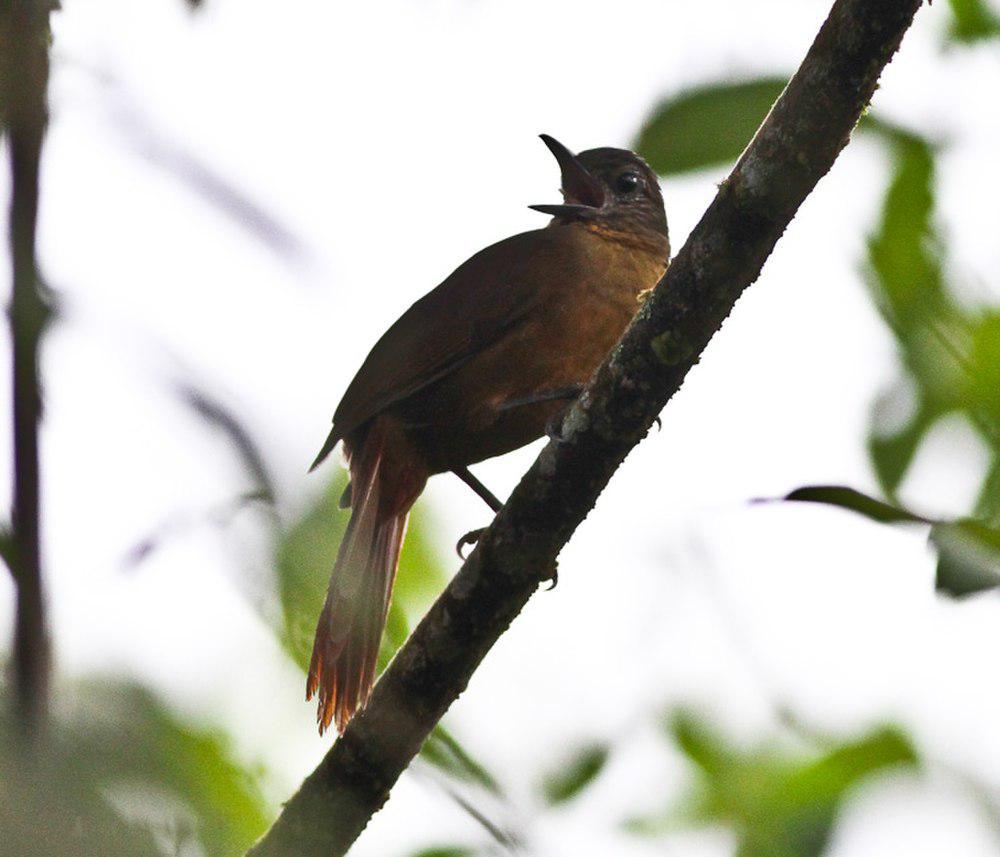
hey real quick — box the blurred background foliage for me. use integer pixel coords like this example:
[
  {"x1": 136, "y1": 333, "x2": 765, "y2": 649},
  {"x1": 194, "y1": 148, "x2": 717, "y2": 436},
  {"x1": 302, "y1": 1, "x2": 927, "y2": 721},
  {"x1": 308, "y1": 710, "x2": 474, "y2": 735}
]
[{"x1": 1, "y1": 0, "x2": 998, "y2": 855}]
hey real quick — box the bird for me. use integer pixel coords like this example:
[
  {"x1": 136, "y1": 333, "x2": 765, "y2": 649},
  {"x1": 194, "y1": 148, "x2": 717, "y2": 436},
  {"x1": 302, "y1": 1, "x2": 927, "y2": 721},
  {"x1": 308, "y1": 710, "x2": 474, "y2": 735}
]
[{"x1": 307, "y1": 134, "x2": 670, "y2": 734}]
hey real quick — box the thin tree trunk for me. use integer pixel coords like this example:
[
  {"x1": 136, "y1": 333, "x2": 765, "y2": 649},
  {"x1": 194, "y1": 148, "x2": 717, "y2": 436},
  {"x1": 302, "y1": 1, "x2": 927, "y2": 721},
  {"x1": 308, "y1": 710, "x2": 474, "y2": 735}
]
[{"x1": 1, "y1": 1, "x2": 53, "y2": 745}]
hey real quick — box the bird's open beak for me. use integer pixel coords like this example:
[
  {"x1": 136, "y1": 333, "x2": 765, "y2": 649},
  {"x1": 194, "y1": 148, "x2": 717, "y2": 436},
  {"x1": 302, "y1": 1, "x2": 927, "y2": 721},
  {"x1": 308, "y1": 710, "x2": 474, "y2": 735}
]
[{"x1": 529, "y1": 133, "x2": 607, "y2": 218}]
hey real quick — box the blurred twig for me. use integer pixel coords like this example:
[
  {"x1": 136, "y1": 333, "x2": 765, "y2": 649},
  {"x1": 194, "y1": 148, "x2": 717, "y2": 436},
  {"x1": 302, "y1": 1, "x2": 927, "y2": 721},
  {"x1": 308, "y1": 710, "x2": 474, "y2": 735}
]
[
  {"x1": 248, "y1": 1, "x2": 924, "y2": 853},
  {"x1": 0, "y1": 0, "x2": 54, "y2": 745},
  {"x1": 178, "y1": 384, "x2": 277, "y2": 506},
  {"x1": 122, "y1": 384, "x2": 277, "y2": 569}
]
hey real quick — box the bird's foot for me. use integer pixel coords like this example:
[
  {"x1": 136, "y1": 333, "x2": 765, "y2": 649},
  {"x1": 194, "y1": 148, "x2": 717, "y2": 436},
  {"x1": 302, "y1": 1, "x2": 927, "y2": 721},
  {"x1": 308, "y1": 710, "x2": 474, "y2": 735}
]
[{"x1": 456, "y1": 528, "x2": 486, "y2": 559}]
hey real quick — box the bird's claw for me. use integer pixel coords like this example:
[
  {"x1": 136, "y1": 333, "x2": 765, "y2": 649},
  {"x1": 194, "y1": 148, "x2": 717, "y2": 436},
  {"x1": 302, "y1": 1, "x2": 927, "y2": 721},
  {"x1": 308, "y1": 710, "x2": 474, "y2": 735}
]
[
  {"x1": 545, "y1": 413, "x2": 568, "y2": 444},
  {"x1": 545, "y1": 562, "x2": 559, "y2": 590},
  {"x1": 653, "y1": 415, "x2": 662, "y2": 432},
  {"x1": 456, "y1": 528, "x2": 486, "y2": 559}
]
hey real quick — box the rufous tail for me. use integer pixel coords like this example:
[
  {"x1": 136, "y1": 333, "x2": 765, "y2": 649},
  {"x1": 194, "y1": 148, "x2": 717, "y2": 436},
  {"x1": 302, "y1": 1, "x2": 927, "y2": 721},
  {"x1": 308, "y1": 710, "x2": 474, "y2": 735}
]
[{"x1": 306, "y1": 420, "x2": 424, "y2": 734}]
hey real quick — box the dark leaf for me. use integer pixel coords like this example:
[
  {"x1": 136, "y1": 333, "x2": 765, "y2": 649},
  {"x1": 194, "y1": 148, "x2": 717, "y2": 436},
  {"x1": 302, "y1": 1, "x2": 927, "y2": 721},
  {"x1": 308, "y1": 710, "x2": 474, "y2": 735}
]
[
  {"x1": 932, "y1": 520, "x2": 1000, "y2": 596},
  {"x1": 777, "y1": 485, "x2": 930, "y2": 524},
  {"x1": 540, "y1": 743, "x2": 610, "y2": 805},
  {"x1": 635, "y1": 78, "x2": 788, "y2": 175}
]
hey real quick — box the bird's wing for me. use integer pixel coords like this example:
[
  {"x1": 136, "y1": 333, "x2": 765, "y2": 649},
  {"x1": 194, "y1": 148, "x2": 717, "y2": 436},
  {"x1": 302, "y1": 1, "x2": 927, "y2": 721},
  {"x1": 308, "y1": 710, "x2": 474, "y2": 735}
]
[{"x1": 311, "y1": 227, "x2": 579, "y2": 468}]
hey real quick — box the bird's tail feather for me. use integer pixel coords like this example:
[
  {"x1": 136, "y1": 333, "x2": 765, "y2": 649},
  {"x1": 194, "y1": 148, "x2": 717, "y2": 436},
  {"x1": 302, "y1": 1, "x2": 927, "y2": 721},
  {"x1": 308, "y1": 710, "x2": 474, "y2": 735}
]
[{"x1": 307, "y1": 421, "x2": 422, "y2": 734}]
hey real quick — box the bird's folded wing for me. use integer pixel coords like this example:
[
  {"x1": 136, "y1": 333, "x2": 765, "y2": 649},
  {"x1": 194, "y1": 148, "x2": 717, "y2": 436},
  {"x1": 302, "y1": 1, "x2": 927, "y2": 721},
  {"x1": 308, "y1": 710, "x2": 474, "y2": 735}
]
[{"x1": 314, "y1": 228, "x2": 578, "y2": 463}]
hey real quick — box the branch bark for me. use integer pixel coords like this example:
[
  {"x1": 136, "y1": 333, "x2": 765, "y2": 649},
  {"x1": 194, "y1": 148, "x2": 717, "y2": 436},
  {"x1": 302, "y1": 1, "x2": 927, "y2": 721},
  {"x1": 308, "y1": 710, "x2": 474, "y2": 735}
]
[
  {"x1": 250, "y1": 0, "x2": 923, "y2": 852},
  {"x1": 1, "y1": 1, "x2": 53, "y2": 744}
]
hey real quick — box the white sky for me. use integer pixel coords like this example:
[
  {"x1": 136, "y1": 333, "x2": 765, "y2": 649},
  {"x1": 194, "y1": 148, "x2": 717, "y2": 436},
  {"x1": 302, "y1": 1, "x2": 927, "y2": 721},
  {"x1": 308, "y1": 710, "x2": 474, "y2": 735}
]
[{"x1": 2, "y1": 0, "x2": 1000, "y2": 855}]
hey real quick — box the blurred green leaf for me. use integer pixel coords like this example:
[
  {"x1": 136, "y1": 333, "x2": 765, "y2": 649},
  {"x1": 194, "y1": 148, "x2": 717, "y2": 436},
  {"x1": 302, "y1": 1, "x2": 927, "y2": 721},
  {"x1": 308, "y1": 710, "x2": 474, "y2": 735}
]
[
  {"x1": 273, "y1": 469, "x2": 447, "y2": 672},
  {"x1": 866, "y1": 133, "x2": 945, "y2": 338},
  {"x1": 932, "y1": 520, "x2": 1000, "y2": 596},
  {"x1": 66, "y1": 682, "x2": 270, "y2": 856},
  {"x1": 975, "y1": 458, "x2": 1000, "y2": 520},
  {"x1": 946, "y1": 0, "x2": 1000, "y2": 43},
  {"x1": 864, "y1": 130, "x2": 945, "y2": 492},
  {"x1": 633, "y1": 711, "x2": 917, "y2": 857},
  {"x1": 274, "y1": 472, "x2": 502, "y2": 803},
  {"x1": 868, "y1": 398, "x2": 937, "y2": 499},
  {"x1": 2, "y1": 680, "x2": 268, "y2": 856},
  {"x1": 781, "y1": 485, "x2": 929, "y2": 524},
  {"x1": 864, "y1": 128, "x2": 999, "y2": 506},
  {"x1": 273, "y1": 470, "x2": 351, "y2": 670},
  {"x1": 410, "y1": 848, "x2": 477, "y2": 857},
  {"x1": 965, "y1": 311, "x2": 1000, "y2": 431},
  {"x1": 420, "y1": 725, "x2": 501, "y2": 795},
  {"x1": 635, "y1": 77, "x2": 788, "y2": 175},
  {"x1": 0, "y1": 751, "x2": 162, "y2": 857},
  {"x1": 637, "y1": 76, "x2": 997, "y2": 522},
  {"x1": 540, "y1": 743, "x2": 610, "y2": 805}
]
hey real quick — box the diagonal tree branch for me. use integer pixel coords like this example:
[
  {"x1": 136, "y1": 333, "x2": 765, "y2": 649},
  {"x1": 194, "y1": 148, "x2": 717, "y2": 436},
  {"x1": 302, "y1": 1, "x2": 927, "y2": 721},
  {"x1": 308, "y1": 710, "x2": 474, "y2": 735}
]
[
  {"x1": 249, "y1": 0, "x2": 924, "y2": 853},
  {"x1": 1, "y1": 0, "x2": 54, "y2": 746}
]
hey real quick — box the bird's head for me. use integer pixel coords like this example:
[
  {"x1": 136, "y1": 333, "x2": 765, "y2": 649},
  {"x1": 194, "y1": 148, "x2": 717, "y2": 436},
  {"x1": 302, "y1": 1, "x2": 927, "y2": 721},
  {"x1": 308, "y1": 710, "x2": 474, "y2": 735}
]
[{"x1": 530, "y1": 134, "x2": 667, "y2": 247}]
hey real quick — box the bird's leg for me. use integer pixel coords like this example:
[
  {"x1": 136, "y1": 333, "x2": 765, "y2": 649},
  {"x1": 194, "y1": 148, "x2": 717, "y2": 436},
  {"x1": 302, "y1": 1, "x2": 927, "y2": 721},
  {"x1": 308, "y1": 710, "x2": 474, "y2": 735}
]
[
  {"x1": 498, "y1": 385, "x2": 584, "y2": 443},
  {"x1": 453, "y1": 466, "x2": 503, "y2": 558},
  {"x1": 453, "y1": 387, "x2": 585, "y2": 558},
  {"x1": 453, "y1": 466, "x2": 503, "y2": 512},
  {"x1": 497, "y1": 385, "x2": 583, "y2": 413}
]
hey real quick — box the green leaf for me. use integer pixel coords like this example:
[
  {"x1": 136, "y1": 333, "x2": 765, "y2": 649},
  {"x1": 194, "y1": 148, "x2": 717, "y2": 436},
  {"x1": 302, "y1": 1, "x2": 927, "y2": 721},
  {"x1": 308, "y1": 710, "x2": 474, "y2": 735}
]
[
  {"x1": 635, "y1": 78, "x2": 788, "y2": 175},
  {"x1": 946, "y1": 0, "x2": 1000, "y2": 43},
  {"x1": 932, "y1": 520, "x2": 1000, "y2": 596},
  {"x1": 780, "y1": 485, "x2": 929, "y2": 525},
  {"x1": 540, "y1": 743, "x2": 610, "y2": 805}
]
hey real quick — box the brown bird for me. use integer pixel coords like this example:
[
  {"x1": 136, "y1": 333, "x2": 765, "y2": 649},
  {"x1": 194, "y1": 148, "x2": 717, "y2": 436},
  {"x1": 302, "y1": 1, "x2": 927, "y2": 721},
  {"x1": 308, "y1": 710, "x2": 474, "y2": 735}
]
[{"x1": 307, "y1": 135, "x2": 669, "y2": 734}]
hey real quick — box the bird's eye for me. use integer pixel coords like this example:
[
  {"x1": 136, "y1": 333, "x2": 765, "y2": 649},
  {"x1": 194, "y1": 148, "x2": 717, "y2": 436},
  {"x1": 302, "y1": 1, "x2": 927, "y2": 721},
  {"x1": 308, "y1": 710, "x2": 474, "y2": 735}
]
[{"x1": 615, "y1": 171, "x2": 641, "y2": 194}]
